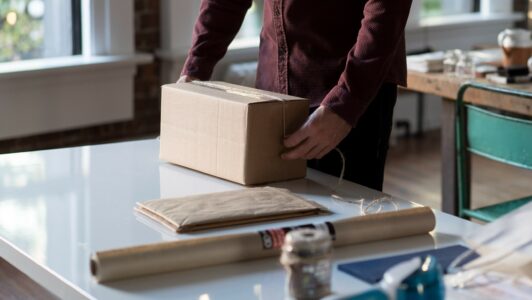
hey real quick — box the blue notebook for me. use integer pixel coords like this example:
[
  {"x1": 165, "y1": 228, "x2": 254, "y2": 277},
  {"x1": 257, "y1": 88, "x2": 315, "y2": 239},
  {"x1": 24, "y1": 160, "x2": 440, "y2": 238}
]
[{"x1": 338, "y1": 245, "x2": 478, "y2": 284}]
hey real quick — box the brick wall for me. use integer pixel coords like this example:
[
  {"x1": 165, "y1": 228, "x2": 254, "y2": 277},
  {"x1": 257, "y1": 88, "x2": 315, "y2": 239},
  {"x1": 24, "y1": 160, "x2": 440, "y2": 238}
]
[{"x1": 0, "y1": 0, "x2": 162, "y2": 154}]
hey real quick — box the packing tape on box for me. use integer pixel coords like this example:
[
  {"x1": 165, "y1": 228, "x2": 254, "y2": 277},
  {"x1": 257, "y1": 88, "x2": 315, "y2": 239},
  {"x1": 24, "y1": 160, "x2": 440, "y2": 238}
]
[
  {"x1": 91, "y1": 207, "x2": 435, "y2": 283},
  {"x1": 191, "y1": 81, "x2": 285, "y2": 101},
  {"x1": 191, "y1": 81, "x2": 289, "y2": 137}
]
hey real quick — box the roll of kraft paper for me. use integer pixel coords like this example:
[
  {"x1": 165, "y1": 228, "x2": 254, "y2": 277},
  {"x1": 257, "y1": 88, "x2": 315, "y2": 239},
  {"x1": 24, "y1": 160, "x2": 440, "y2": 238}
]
[{"x1": 91, "y1": 207, "x2": 435, "y2": 283}]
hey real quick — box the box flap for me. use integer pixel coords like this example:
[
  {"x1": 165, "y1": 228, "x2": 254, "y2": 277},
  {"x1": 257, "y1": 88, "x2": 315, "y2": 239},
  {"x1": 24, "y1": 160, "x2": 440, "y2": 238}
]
[{"x1": 163, "y1": 82, "x2": 305, "y2": 105}]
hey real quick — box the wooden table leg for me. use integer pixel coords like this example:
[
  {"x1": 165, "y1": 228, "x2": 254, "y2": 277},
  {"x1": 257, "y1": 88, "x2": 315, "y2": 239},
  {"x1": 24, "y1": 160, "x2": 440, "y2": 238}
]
[
  {"x1": 416, "y1": 92, "x2": 425, "y2": 136},
  {"x1": 441, "y1": 98, "x2": 458, "y2": 215}
]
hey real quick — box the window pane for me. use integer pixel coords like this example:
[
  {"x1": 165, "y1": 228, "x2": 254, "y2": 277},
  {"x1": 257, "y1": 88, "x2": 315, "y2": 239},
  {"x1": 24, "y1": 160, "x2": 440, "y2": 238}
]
[
  {"x1": 422, "y1": 0, "x2": 443, "y2": 17},
  {"x1": 235, "y1": 0, "x2": 263, "y2": 40},
  {"x1": 231, "y1": 0, "x2": 263, "y2": 48},
  {"x1": 0, "y1": 0, "x2": 73, "y2": 63},
  {"x1": 422, "y1": 0, "x2": 474, "y2": 17},
  {"x1": 232, "y1": 0, "x2": 477, "y2": 46}
]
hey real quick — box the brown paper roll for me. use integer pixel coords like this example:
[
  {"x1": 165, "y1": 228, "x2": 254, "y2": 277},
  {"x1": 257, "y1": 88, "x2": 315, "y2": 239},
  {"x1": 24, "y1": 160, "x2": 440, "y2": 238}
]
[{"x1": 91, "y1": 207, "x2": 435, "y2": 282}]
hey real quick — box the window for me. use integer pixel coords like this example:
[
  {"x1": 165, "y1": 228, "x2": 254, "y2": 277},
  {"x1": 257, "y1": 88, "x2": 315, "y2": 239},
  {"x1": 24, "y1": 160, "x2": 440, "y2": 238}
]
[
  {"x1": 231, "y1": 0, "x2": 263, "y2": 48},
  {"x1": 232, "y1": 0, "x2": 482, "y2": 49},
  {"x1": 235, "y1": 0, "x2": 263, "y2": 40},
  {"x1": 421, "y1": 0, "x2": 478, "y2": 18},
  {"x1": 0, "y1": 0, "x2": 81, "y2": 63}
]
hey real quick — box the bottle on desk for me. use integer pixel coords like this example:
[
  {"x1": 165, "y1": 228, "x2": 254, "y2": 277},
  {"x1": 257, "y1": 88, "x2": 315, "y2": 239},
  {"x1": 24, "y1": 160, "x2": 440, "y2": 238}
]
[
  {"x1": 455, "y1": 52, "x2": 475, "y2": 79},
  {"x1": 443, "y1": 49, "x2": 460, "y2": 76}
]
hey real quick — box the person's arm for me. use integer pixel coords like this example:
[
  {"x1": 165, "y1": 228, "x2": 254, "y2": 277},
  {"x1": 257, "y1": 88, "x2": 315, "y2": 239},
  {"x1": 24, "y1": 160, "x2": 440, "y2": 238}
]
[
  {"x1": 181, "y1": 0, "x2": 252, "y2": 81},
  {"x1": 320, "y1": 0, "x2": 412, "y2": 126},
  {"x1": 283, "y1": 0, "x2": 412, "y2": 160}
]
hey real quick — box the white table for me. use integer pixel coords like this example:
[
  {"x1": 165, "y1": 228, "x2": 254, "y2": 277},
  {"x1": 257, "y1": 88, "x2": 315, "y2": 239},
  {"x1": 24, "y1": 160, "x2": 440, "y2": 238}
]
[{"x1": 0, "y1": 139, "x2": 479, "y2": 300}]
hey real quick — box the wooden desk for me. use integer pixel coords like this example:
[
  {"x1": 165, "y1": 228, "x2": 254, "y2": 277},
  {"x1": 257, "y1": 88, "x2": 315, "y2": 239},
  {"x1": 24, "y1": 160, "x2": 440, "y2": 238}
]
[{"x1": 405, "y1": 71, "x2": 532, "y2": 215}]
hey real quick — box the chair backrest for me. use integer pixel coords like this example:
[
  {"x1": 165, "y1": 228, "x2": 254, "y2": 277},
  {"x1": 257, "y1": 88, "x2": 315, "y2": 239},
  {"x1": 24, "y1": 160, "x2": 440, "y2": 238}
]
[
  {"x1": 466, "y1": 105, "x2": 532, "y2": 169},
  {"x1": 455, "y1": 82, "x2": 532, "y2": 217},
  {"x1": 456, "y1": 82, "x2": 532, "y2": 171}
]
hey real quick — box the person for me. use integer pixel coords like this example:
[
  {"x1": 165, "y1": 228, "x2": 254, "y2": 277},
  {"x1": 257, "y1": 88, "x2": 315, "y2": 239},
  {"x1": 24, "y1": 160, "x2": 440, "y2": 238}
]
[{"x1": 179, "y1": 0, "x2": 412, "y2": 191}]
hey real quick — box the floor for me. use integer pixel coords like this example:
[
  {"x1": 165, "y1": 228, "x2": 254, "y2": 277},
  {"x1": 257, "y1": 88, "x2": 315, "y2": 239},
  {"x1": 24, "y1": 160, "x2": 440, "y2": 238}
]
[
  {"x1": 383, "y1": 130, "x2": 532, "y2": 211},
  {"x1": 1, "y1": 130, "x2": 530, "y2": 298},
  {"x1": 0, "y1": 258, "x2": 58, "y2": 300}
]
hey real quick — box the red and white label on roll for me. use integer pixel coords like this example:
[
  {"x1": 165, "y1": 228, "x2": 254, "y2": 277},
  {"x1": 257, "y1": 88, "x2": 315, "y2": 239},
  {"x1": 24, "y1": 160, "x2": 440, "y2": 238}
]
[{"x1": 258, "y1": 222, "x2": 335, "y2": 250}]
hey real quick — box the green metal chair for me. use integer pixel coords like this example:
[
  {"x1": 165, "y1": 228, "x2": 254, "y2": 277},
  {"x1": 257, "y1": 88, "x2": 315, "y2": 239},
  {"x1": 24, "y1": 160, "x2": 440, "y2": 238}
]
[{"x1": 456, "y1": 81, "x2": 532, "y2": 222}]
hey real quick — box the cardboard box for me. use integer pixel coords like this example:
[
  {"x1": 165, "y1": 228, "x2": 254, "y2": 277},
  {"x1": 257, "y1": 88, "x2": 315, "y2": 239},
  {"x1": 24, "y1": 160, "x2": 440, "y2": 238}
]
[{"x1": 160, "y1": 81, "x2": 309, "y2": 185}]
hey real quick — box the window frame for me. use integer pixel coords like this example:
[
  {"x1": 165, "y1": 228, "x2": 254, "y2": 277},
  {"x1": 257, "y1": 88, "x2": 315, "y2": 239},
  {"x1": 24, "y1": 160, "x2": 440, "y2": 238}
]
[
  {"x1": 72, "y1": 0, "x2": 83, "y2": 55},
  {"x1": 81, "y1": 0, "x2": 134, "y2": 56},
  {"x1": 0, "y1": 0, "x2": 151, "y2": 140}
]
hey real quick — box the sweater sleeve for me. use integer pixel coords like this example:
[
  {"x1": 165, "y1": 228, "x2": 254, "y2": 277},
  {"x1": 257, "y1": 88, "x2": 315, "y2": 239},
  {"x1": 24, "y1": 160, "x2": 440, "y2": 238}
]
[
  {"x1": 321, "y1": 0, "x2": 412, "y2": 126},
  {"x1": 181, "y1": 0, "x2": 252, "y2": 80}
]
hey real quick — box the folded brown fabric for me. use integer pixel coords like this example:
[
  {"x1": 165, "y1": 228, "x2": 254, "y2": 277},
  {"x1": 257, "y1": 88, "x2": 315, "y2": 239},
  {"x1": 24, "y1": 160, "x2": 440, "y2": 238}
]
[{"x1": 135, "y1": 187, "x2": 329, "y2": 233}]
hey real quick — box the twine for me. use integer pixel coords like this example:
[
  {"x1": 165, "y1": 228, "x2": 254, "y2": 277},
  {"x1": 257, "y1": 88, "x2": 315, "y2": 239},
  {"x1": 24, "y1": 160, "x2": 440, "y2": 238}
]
[
  {"x1": 329, "y1": 148, "x2": 398, "y2": 215},
  {"x1": 189, "y1": 81, "x2": 397, "y2": 215}
]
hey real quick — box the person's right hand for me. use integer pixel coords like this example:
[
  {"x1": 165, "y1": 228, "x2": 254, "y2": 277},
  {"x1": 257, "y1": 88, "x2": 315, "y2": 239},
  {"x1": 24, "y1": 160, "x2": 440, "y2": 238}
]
[{"x1": 177, "y1": 75, "x2": 198, "y2": 83}]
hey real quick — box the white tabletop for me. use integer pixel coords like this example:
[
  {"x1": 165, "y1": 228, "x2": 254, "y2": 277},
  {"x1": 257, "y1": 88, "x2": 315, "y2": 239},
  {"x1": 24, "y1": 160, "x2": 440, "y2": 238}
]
[{"x1": 0, "y1": 139, "x2": 479, "y2": 300}]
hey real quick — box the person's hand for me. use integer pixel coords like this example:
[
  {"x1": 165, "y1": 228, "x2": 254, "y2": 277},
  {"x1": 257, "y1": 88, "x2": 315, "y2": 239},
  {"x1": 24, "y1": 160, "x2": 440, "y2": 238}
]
[
  {"x1": 282, "y1": 105, "x2": 351, "y2": 160},
  {"x1": 177, "y1": 75, "x2": 198, "y2": 83}
]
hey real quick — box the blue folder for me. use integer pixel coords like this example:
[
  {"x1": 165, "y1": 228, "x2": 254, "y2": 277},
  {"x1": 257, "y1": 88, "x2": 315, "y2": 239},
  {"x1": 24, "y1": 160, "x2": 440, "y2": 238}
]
[{"x1": 338, "y1": 245, "x2": 478, "y2": 284}]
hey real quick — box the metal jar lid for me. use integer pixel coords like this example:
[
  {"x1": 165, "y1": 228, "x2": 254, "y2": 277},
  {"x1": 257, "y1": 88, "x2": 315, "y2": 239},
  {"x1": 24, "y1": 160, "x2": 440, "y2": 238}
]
[{"x1": 282, "y1": 228, "x2": 332, "y2": 259}]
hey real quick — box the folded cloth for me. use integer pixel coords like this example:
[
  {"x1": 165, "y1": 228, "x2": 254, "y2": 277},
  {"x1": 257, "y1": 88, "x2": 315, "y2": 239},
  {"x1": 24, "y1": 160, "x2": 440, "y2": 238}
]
[{"x1": 135, "y1": 187, "x2": 329, "y2": 233}]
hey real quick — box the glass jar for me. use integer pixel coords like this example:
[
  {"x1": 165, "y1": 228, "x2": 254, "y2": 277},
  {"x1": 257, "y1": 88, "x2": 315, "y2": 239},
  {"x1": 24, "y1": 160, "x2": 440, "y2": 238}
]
[
  {"x1": 280, "y1": 228, "x2": 333, "y2": 300},
  {"x1": 455, "y1": 51, "x2": 475, "y2": 78},
  {"x1": 443, "y1": 49, "x2": 460, "y2": 75}
]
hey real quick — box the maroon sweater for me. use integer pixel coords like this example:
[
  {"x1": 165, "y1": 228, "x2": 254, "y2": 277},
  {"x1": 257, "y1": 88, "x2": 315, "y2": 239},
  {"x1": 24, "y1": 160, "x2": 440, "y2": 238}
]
[{"x1": 182, "y1": 0, "x2": 412, "y2": 126}]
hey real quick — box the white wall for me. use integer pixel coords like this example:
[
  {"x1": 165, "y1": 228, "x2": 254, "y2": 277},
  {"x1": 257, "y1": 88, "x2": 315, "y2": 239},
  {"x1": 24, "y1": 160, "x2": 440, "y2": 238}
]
[{"x1": 0, "y1": 62, "x2": 136, "y2": 140}]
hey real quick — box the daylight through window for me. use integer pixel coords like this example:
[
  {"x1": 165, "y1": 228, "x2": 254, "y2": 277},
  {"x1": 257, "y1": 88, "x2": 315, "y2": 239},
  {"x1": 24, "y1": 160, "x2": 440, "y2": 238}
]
[{"x1": 0, "y1": 0, "x2": 80, "y2": 63}]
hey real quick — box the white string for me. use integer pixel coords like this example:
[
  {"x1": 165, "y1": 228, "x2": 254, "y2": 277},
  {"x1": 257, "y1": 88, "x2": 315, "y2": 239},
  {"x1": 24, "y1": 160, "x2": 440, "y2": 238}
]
[
  {"x1": 191, "y1": 81, "x2": 396, "y2": 215},
  {"x1": 361, "y1": 197, "x2": 399, "y2": 215},
  {"x1": 281, "y1": 99, "x2": 286, "y2": 138},
  {"x1": 333, "y1": 148, "x2": 345, "y2": 188},
  {"x1": 329, "y1": 148, "x2": 398, "y2": 215}
]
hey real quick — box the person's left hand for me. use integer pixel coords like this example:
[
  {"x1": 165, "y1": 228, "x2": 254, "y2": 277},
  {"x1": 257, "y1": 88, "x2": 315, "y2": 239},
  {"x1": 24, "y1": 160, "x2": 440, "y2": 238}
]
[{"x1": 282, "y1": 105, "x2": 351, "y2": 160}]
